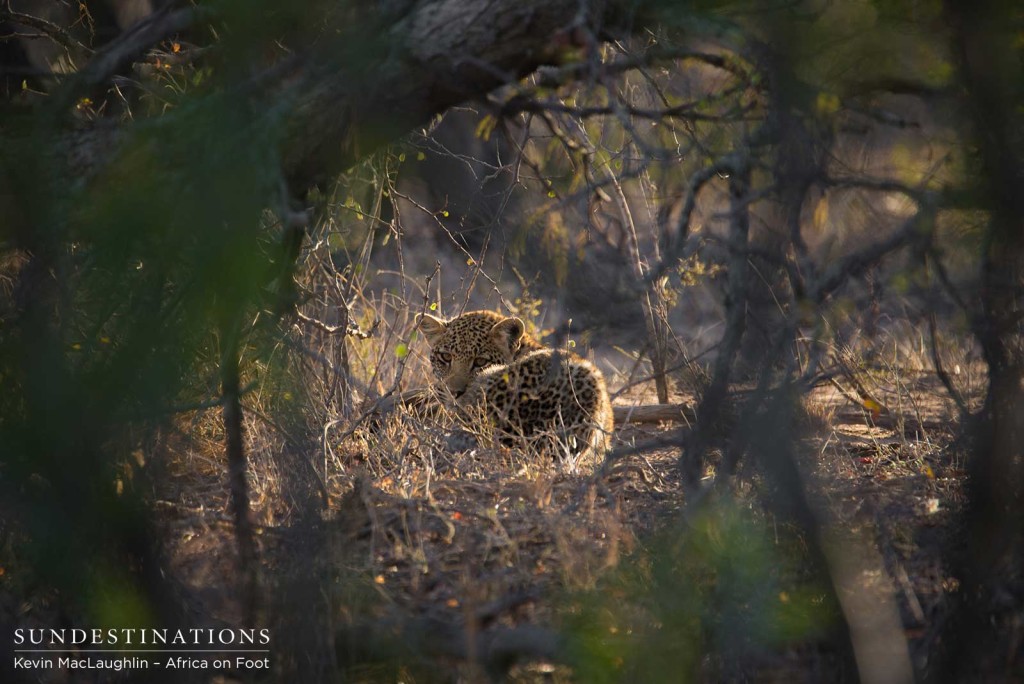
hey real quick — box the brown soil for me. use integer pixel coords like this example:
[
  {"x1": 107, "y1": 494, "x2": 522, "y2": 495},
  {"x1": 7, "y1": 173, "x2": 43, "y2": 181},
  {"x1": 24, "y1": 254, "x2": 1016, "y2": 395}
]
[{"x1": 141, "y1": 364, "x2": 987, "y2": 682}]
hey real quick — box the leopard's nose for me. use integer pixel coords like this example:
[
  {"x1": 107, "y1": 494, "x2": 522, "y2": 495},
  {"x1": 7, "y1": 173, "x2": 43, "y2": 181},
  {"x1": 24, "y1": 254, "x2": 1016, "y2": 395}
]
[{"x1": 446, "y1": 377, "x2": 469, "y2": 396}]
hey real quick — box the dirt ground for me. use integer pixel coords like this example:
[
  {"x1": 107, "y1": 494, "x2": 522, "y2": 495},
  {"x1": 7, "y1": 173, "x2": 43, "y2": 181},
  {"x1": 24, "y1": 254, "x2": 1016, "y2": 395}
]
[{"x1": 141, "y1": 361, "x2": 990, "y2": 683}]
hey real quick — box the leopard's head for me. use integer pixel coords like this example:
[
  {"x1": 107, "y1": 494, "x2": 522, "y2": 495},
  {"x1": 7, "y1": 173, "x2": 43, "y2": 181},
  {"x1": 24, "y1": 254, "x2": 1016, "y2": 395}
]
[{"x1": 416, "y1": 311, "x2": 527, "y2": 396}]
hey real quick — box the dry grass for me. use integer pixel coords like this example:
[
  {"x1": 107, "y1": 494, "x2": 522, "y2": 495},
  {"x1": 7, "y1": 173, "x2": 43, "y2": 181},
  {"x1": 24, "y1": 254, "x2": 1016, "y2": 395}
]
[
  {"x1": 131, "y1": 301, "x2": 995, "y2": 681},
  {"x1": 96, "y1": 201, "x2": 998, "y2": 678}
]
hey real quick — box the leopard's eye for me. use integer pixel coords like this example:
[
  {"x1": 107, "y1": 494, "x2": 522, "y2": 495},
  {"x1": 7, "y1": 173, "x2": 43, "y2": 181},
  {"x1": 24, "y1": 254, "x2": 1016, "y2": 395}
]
[
  {"x1": 437, "y1": 351, "x2": 452, "y2": 365},
  {"x1": 472, "y1": 356, "x2": 490, "y2": 369}
]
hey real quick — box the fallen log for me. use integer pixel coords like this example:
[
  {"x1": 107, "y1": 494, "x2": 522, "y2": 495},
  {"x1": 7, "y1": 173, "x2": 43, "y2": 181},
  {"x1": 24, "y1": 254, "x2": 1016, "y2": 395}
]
[{"x1": 612, "y1": 403, "x2": 695, "y2": 426}]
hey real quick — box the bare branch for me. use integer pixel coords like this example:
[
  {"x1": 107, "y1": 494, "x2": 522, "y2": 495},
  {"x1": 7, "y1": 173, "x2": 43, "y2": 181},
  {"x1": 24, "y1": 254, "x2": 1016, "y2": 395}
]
[
  {"x1": 295, "y1": 310, "x2": 377, "y2": 338},
  {"x1": 0, "y1": 7, "x2": 92, "y2": 54},
  {"x1": 927, "y1": 311, "x2": 970, "y2": 421},
  {"x1": 810, "y1": 206, "x2": 933, "y2": 302},
  {"x1": 646, "y1": 157, "x2": 735, "y2": 285},
  {"x1": 52, "y1": 5, "x2": 195, "y2": 111}
]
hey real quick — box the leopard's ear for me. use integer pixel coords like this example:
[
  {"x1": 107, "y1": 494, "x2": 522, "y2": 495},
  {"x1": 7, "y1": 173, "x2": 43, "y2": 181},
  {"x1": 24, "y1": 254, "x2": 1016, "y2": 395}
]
[
  {"x1": 489, "y1": 317, "x2": 526, "y2": 354},
  {"x1": 416, "y1": 314, "x2": 448, "y2": 346}
]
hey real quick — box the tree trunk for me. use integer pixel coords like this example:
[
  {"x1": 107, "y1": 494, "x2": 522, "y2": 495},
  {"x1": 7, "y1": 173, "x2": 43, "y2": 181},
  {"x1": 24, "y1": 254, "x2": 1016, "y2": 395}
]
[
  {"x1": 60, "y1": 0, "x2": 644, "y2": 197},
  {"x1": 938, "y1": 1, "x2": 1024, "y2": 678}
]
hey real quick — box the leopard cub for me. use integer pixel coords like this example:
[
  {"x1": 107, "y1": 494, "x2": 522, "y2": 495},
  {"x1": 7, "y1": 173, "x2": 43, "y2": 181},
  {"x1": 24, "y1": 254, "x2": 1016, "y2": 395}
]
[{"x1": 417, "y1": 310, "x2": 613, "y2": 463}]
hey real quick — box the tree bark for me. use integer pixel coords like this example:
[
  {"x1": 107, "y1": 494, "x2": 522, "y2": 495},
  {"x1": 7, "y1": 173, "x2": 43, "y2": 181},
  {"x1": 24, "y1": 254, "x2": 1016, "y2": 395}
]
[
  {"x1": 680, "y1": 154, "x2": 750, "y2": 488},
  {"x1": 59, "y1": 0, "x2": 643, "y2": 196},
  {"x1": 937, "y1": 1, "x2": 1024, "y2": 679},
  {"x1": 220, "y1": 310, "x2": 258, "y2": 621}
]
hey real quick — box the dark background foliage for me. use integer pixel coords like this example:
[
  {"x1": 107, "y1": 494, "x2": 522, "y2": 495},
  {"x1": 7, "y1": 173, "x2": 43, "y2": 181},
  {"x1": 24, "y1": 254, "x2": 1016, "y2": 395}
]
[{"x1": 1, "y1": 0, "x2": 1022, "y2": 681}]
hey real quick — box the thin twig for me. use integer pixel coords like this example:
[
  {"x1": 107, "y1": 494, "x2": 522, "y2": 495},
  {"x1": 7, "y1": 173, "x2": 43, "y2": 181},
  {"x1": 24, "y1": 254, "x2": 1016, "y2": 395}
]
[{"x1": 927, "y1": 311, "x2": 969, "y2": 420}]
